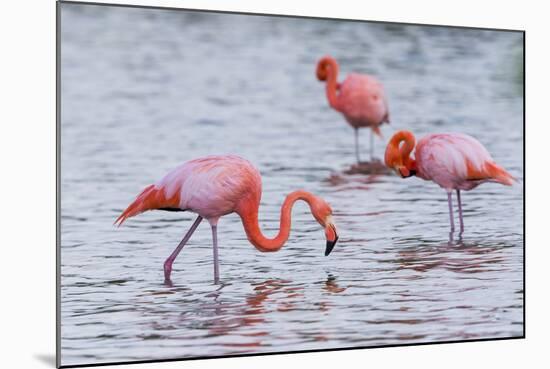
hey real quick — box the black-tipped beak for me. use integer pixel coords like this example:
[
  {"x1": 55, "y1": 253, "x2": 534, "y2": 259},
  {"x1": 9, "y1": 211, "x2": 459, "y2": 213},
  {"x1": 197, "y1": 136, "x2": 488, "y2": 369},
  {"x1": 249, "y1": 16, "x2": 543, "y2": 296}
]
[
  {"x1": 396, "y1": 166, "x2": 417, "y2": 178},
  {"x1": 325, "y1": 234, "x2": 339, "y2": 256}
]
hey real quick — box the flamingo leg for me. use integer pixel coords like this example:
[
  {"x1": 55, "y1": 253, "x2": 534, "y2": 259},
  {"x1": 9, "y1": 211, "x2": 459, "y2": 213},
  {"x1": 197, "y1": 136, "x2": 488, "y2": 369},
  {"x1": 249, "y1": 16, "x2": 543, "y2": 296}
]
[
  {"x1": 456, "y1": 189, "x2": 464, "y2": 234},
  {"x1": 370, "y1": 128, "x2": 374, "y2": 161},
  {"x1": 211, "y1": 224, "x2": 220, "y2": 284},
  {"x1": 164, "y1": 215, "x2": 203, "y2": 283},
  {"x1": 354, "y1": 128, "x2": 361, "y2": 164},
  {"x1": 447, "y1": 191, "x2": 455, "y2": 235}
]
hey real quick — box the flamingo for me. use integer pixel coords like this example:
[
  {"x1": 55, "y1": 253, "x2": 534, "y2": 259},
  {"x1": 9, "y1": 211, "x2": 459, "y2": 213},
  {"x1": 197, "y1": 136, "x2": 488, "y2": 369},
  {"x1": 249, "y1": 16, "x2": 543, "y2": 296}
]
[
  {"x1": 316, "y1": 55, "x2": 390, "y2": 163},
  {"x1": 384, "y1": 130, "x2": 515, "y2": 237},
  {"x1": 115, "y1": 155, "x2": 339, "y2": 284}
]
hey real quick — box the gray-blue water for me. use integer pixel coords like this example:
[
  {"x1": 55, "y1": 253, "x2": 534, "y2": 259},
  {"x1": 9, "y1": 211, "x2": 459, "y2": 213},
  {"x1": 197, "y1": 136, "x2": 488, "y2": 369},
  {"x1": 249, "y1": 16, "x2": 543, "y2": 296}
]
[{"x1": 60, "y1": 3, "x2": 524, "y2": 366}]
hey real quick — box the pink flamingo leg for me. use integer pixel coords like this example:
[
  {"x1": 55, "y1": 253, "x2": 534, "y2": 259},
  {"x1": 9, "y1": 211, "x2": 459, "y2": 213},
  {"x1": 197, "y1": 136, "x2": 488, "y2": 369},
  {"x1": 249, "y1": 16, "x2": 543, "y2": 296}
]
[
  {"x1": 370, "y1": 128, "x2": 374, "y2": 161},
  {"x1": 211, "y1": 225, "x2": 220, "y2": 284},
  {"x1": 447, "y1": 191, "x2": 455, "y2": 234},
  {"x1": 164, "y1": 216, "x2": 203, "y2": 282},
  {"x1": 354, "y1": 128, "x2": 361, "y2": 163},
  {"x1": 456, "y1": 190, "x2": 464, "y2": 234}
]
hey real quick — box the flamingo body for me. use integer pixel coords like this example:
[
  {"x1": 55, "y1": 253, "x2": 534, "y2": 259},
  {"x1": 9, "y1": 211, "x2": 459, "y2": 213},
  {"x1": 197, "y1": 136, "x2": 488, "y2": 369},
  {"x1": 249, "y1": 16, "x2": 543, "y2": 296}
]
[
  {"x1": 338, "y1": 73, "x2": 389, "y2": 130},
  {"x1": 116, "y1": 155, "x2": 338, "y2": 283}
]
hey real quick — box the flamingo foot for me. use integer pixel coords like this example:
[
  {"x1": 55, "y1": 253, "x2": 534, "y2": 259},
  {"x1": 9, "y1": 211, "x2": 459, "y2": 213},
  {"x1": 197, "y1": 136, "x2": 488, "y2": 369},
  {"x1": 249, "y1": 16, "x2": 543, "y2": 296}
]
[{"x1": 163, "y1": 259, "x2": 174, "y2": 283}]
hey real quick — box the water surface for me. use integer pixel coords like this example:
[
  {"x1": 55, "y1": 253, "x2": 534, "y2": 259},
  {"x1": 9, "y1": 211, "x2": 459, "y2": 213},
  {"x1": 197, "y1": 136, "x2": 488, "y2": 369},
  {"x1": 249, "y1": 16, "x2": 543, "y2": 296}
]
[{"x1": 60, "y1": 4, "x2": 524, "y2": 366}]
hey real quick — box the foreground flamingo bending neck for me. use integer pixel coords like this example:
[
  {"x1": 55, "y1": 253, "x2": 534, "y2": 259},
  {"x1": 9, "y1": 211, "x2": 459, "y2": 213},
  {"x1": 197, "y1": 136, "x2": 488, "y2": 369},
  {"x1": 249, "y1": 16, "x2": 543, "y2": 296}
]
[
  {"x1": 115, "y1": 155, "x2": 339, "y2": 284},
  {"x1": 316, "y1": 55, "x2": 390, "y2": 163},
  {"x1": 385, "y1": 130, "x2": 514, "y2": 238}
]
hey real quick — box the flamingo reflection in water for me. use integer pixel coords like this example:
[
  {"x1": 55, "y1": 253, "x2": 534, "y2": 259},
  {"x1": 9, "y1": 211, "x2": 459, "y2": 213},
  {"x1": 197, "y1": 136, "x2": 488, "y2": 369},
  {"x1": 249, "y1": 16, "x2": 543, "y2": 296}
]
[{"x1": 184, "y1": 277, "x2": 349, "y2": 351}]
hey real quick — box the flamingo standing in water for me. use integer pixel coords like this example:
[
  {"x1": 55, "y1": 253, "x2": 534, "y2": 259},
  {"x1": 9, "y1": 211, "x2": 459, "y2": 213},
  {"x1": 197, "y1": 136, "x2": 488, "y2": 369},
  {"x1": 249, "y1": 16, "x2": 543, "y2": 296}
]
[
  {"x1": 384, "y1": 130, "x2": 515, "y2": 237},
  {"x1": 316, "y1": 55, "x2": 390, "y2": 163},
  {"x1": 115, "y1": 155, "x2": 339, "y2": 284}
]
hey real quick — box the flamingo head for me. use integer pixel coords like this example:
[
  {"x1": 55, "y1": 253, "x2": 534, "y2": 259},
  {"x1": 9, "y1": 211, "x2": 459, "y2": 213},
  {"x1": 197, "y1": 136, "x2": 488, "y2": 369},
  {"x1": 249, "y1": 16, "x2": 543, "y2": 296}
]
[
  {"x1": 316, "y1": 55, "x2": 338, "y2": 82},
  {"x1": 310, "y1": 196, "x2": 339, "y2": 256},
  {"x1": 385, "y1": 130, "x2": 417, "y2": 178}
]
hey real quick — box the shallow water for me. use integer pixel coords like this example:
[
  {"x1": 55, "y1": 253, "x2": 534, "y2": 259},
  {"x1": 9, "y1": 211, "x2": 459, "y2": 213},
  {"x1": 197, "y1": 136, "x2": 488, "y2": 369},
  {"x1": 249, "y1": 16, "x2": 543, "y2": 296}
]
[{"x1": 59, "y1": 4, "x2": 524, "y2": 366}]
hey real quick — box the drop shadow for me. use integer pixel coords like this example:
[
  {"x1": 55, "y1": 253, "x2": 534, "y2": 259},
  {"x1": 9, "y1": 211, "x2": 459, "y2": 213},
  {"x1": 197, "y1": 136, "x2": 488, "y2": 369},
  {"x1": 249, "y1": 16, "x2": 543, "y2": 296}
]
[{"x1": 33, "y1": 353, "x2": 56, "y2": 367}]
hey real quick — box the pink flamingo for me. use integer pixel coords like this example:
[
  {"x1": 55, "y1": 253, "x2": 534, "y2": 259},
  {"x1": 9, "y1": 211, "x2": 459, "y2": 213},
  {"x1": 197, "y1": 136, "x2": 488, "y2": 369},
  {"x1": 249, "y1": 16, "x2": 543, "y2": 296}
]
[
  {"x1": 384, "y1": 130, "x2": 515, "y2": 236},
  {"x1": 316, "y1": 55, "x2": 390, "y2": 163},
  {"x1": 115, "y1": 155, "x2": 339, "y2": 284}
]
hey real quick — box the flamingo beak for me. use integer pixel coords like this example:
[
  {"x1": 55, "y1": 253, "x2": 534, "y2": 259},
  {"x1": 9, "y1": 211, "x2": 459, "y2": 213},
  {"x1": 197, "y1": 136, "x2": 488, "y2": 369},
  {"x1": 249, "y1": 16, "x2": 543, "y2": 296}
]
[
  {"x1": 325, "y1": 237, "x2": 338, "y2": 256},
  {"x1": 325, "y1": 223, "x2": 338, "y2": 256},
  {"x1": 395, "y1": 166, "x2": 416, "y2": 178}
]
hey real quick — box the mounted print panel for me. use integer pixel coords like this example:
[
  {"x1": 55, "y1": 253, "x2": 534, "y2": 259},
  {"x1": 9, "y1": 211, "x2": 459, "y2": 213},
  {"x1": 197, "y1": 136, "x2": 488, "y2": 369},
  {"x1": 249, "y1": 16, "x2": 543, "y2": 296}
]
[{"x1": 57, "y1": 1, "x2": 524, "y2": 367}]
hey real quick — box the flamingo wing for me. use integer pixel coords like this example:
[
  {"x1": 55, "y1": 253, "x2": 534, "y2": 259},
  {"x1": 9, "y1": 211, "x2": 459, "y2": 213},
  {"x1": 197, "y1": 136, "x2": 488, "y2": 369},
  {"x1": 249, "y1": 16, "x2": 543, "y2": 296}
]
[
  {"x1": 115, "y1": 155, "x2": 262, "y2": 226},
  {"x1": 416, "y1": 133, "x2": 514, "y2": 190},
  {"x1": 174, "y1": 155, "x2": 261, "y2": 220}
]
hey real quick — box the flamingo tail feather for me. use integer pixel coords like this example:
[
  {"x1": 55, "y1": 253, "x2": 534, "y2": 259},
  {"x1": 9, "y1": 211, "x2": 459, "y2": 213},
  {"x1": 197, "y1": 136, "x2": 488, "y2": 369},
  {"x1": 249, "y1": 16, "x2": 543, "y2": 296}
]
[
  {"x1": 467, "y1": 162, "x2": 516, "y2": 186},
  {"x1": 114, "y1": 184, "x2": 158, "y2": 227},
  {"x1": 486, "y1": 162, "x2": 516, "y2": 186}
]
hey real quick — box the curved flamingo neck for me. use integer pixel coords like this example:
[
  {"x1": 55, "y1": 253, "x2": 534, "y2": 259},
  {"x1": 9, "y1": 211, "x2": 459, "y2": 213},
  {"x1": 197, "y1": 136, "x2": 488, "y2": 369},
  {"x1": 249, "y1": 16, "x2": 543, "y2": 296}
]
[
  {"x1": 237, "y1": 190, "x2": 318, "y2": 252},
  {"x1": 320, "y1": 57, "x2": 341, "y2": 111},
  {"x1": 390, "y1": 131, "x2": 417, "y2": 171}
]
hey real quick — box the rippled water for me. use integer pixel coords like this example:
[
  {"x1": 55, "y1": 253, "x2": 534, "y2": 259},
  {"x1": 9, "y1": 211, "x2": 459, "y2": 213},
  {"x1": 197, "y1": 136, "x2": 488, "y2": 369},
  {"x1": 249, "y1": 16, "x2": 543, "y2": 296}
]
[{"x1": 59, "y1": 3, "x2": 524, "y2": 366}]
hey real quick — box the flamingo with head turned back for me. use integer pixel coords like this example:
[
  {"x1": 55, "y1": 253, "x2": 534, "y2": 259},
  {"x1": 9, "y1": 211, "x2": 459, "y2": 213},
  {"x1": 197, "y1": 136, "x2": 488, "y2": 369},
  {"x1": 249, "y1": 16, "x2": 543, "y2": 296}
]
[
  {"x1": 316, "y1": 55, "x2": 390, "y2": 163},
  {"x1": 384, "y1": 130, "x2": 515, "y2": 237},
  {"x1": 115, "y1": 155, "x2": 339, "y2": 284}
]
